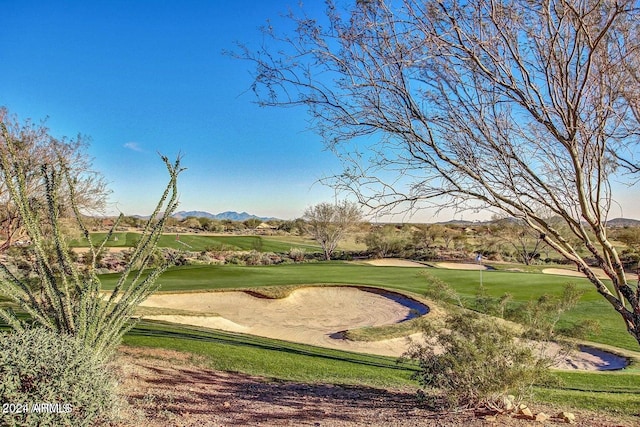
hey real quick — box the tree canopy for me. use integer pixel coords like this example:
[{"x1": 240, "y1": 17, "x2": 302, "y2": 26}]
[
  {"x1": 0, "y1": 107, "x2": 108, "y2": 251},
  {"x1": 303, "y1": 200, "x2": 362, "y2": 260}
]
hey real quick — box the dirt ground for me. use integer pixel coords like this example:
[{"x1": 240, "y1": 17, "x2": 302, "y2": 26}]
[{"x1": 114, "y1": 346, "x2": 637, "y2": 427}]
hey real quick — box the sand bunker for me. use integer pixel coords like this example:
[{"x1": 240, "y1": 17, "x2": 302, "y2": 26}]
[
  {"x1": 435, "y1": 262, "x2": 487, "y2": 270},
  {"x1": 142, "y1": 287, "x2": 428, "y2": 357},
  {"x1": 541, "y1": 267, "x2": 627, "y2": 280},
  {"x1": 141, "y1": 286, "x2": 627, "y2": 370},
  {"x1": 363, "y1": 258, "x2": 427, "y2": 267}
]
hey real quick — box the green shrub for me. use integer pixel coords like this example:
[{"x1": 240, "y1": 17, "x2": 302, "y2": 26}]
[
  {"x1": 404, "y1": 312, "x2": 551, "y2": 410},
  {"x1": 421, "y1": 272, "x2": 463, "y2": 307},
  {"x1": 509, "y1": 283, "x2": 585, "y2": 340},
  {"x1": 0, "y1": 327, "x2": 120, "y2": 427}
]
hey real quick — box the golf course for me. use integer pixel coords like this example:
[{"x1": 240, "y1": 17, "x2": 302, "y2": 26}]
[{"x1": 93, "y1": 252, "x2": 640, "y2": 422}]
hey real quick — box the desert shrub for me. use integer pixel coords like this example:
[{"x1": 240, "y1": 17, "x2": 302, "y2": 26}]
[
  {"x1": 557, "y1": 318, "x2": 602, "y2": 340},
  {"x1": 162, "y1": 248, "x2": 190, "y2": 266},
  {"x1": 0, "y1": 150, "x2": 182, "y2": 361},
  {"x1": 226, "y1": 255, "x2": 246, "y2": 265},
  {"x1": 0, "y1": 327, "x2": 120, "y2": 427},
  {"x1": 288, "y1": 247, "x2": 306, "y2": 262},
  {"x1": 265, "y1": 252, "x2": 282, "y2": 264},
  {"x1": 509, "y1": 283, "x2": 585, "y2": 340},
  {"x1": 245, "y1": 250, "x2": 263, "y2": 266},
  {"x1": 196, "y1": 252, "x2": 213, "y2": 264},
  {"x1": 404, "y1": 312, "x2": 550, "y2": 410},
  {"x1": 421, "y1": 272, "x2": 463, "y2": 307}
]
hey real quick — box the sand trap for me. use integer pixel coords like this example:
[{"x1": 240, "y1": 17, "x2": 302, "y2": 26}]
[
  {"x1": 140, "y1": 287, "x2": 627, "y2": 370},
  {"x1": 362, "y1": 258, "x2": 427, "y2": 267},
  {"x1": 542, "y1": 267, "x2": 629, "y2": 280},
  {"x1": 559, "y1": 345, "x2": 628, "y2": 371},
  {"x1": 531, "y1": 341, "x2": 628, "y2": 371},
  {"x1": 142, "y1": 287, "x2": 428, "y2": 357},
  {"x1": 435, "y1": 262, "x2": 487, "y2": 270}
]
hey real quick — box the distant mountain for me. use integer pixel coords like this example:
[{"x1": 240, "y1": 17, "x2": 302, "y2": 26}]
[
  {"x1": 172, "y1": 210, "x2": 277, "y2": 222},
  {"x1": 434, "y1": 219, "x2": 492, "y2": 226},
  {"x1": 171, "y1": 211, "x2": 216, "y2": 220},
  {"x1": 606, "y1": 218, "x2": 640, "y2": 227},
  {"x1": 432, "y1": 217, "x2": 640, "y2": 228}
]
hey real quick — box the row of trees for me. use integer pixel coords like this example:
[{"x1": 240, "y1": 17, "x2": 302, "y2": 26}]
[
  {"x1": 116, "y1": 215, "x2": 307, "y2": 234},
  {"x1": 87, "y1": 203, "x2": 640, "y2": 268}
]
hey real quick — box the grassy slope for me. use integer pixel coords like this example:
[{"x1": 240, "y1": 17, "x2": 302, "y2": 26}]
[{"x1": 124, "y1": 321, "x2": 417, "y2": 388}]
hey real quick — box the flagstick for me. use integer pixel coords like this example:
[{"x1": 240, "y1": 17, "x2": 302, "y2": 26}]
[{"x1": 476, "y1": 253, "x2": 483, "y2": 287}]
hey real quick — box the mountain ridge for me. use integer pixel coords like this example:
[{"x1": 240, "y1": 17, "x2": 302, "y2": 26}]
[{"x1": 171, "y1": 210, "x2": 277, "y2": 222}]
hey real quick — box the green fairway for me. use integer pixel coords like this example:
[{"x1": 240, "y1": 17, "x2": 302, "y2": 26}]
[
  {"x1": 70, "y1": 232, "x2": 321, "y2": 253},
  {"x1": 536, "y1": 369, "x2": 640, "y2": 415}
]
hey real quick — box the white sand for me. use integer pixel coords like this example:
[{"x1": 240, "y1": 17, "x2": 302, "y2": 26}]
[
  {"x1": 142, "y1": 287, "x2": 420, "y2": 357},
  {"x1": 435, "y1": 262, "x2": 487, "y2": 270},
  {"x1": 140, "y1": 287, "x2": 627, "y2": 370},
  {"x1": 531, "y1": 341, "x2": 628, "y2": 371},
  {"x1": 362, "y1": 258, "x2": 427, "y2": 267},
  {"x1": 541, "y1": 267, "x2": 626, "y2": 280}
]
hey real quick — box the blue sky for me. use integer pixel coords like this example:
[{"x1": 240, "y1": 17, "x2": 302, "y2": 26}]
[
  {"x1": 0, "y1": 0, "x2": 344, "y2": 219},
  {"x1": 1, "y1": 1, "x2": 639, "y2": 222}
]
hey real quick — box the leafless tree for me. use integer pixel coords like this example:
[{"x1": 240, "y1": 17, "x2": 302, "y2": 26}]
[
  {"x1": 239, "y1": 0, "x2": 640, "y2": 345},
  {"x1": 489, "y1": 217, "x2": 546, "y2": 265},
  {"x1": 303, "y1": 200, "x2": 362, "y2": 260},
  {"x1": 0, "y1": 107, "x2": 108, "y2": 251}
]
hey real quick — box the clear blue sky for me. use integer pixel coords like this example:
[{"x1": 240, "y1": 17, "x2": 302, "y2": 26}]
[
  {"x1": 1, "y1": 1, "x2": 639, "y2": 222},
  {"x1": 0, "y1": 0, "x2": 344, "y2": 220}
]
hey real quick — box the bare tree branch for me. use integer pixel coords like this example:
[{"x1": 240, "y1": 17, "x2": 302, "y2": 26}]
[{"x1": 238, "y1": 0, "x2": 640, "y2": 346}]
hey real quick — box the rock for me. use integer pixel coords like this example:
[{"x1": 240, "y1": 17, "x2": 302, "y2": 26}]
[
  {"x1": 502, "y1": 395, "x2": 515, "y2": 412},
  {"x1": 535, "y1": 412, "x2": 550, "y2": 423},
  {"x1": 558, "y1": 411, "x2": 576, "y2": 423},
  {"x1": 518, "y1": 404, "x2": 534, "y2": 419},
  {"x1": 223, "y1": 401, "x2": 231, "y2": 408}
]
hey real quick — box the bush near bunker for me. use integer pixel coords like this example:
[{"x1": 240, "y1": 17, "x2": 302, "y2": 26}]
[
  {"x1": 0, "y1": 327, "x2": 120, "y2": 427},
  {"x1": 404, "y1": 312, "x2": 551, "y2": 410}
]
